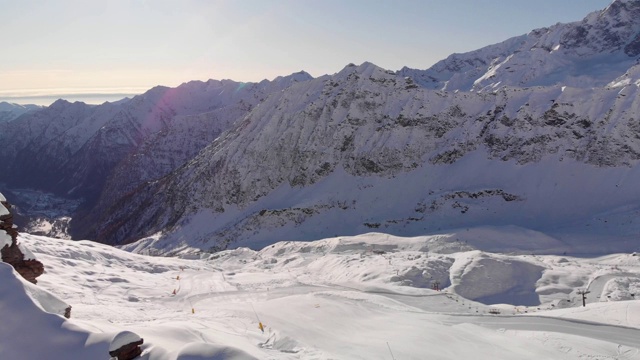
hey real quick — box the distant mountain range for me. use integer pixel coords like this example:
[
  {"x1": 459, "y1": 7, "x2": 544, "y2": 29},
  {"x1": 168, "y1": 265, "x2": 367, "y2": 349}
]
[
  {"x1": 2, "y1": 0, "x2": 640, "y2": 255},
  {"x1": 0, "y1": 102, "x2": 42, "y2": 123}
]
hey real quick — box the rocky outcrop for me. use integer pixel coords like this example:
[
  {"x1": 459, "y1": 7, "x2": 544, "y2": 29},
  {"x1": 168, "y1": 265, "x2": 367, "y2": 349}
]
[
  {"x1": 109, "y1": 331, "x2": 144, "y2": 360},
  {"x1": 0, "y1": 194, "x2": 44, "y2": 284},
  {"x1": 109, "y1": 340, "x2": 143, "y2": 360}
]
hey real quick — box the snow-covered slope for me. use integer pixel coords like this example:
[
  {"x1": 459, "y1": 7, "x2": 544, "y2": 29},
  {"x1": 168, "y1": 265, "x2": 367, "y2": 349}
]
[
  {"x1": 4, "y1": 1, "x2": 640, "y2": 255},
  {"x1": 0, "y1": 73, "x2": 313, "y2": 236},
  {"x1": 3, "y1": 232, "x2": 640, "y2": 359},
  {"x1": 399, "y1": 0, "x2": 640, "y2": 91},
  {"x1": 91, "y1": 62, "x2": 640, "y2": 253},
  {"x1": 97, "y1": 72, "x2": 313, "y2": 203}
]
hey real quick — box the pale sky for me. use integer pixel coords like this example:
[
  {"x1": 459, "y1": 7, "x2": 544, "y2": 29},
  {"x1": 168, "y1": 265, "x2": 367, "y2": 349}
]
[{"x1": 1, "y1": 0, "x2": 612, "y2": 105}]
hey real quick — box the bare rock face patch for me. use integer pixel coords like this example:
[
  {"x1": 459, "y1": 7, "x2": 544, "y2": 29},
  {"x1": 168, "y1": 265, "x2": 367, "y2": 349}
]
[
  {"x1": 0, "y1": 194, "x2": 44, "y2": 284},
  {"x1": 109, "y1": 331, "x2": 144, "y2": 360}
]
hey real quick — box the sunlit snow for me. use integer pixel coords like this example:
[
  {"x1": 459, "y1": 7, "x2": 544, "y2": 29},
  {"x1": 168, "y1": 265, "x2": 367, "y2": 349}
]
[{"x1": 2, "y1": 232, "x2": 639, "y2": 359}]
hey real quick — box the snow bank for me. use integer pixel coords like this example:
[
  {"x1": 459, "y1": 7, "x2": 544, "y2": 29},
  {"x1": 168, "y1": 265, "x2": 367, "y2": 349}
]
[
  {"x1": 0, "y1": 196, "x2": 8, "y2": 217},
  {"x1": 0, "y1": 230, "x2": 11, "y2": 249},
  {"x1": 0, "y1": 194, "x2": 12, "y2": 249},
  {"x1": 6, "y1": 233, "x2": 640, "y2": 359},
  {"x1": 18, "y1": 242, "x2": 37, "y2": 260},
  {"x1": 21, "y1": 274, "x2": 70, "y2": 316},
  {"x1": 109, "y1": 330, "x2": 142, "y2": 351},
  {"x1": 450, "y1": 252, "x2": 546, "y2": 306},
  {"x1": 0, "y1": 262, "x2": 110, "y2": 359}
]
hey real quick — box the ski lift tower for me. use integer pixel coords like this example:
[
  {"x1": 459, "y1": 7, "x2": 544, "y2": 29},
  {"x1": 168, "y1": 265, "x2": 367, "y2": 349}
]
[{"x1": 577, "y1": 289, "x2": 590, "y2": 307}]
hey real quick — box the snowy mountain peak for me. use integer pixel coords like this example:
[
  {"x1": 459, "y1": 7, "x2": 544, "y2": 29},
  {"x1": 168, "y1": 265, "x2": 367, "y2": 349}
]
[
  {"x1": 399, "y1": 0, "x2": 640, "y2": 91},
  {"x1": 271, "y1": 70, "x2": 314, "y2": 83},
  {"x1": 601, "y1": 0, "x2": 640, "y2": 18},
  {"x1": 49, "y1": 98, "x2": 72, "y2": 108},
  {"x1": 335, "y1": 61, "x2": 396, "y2": 82},
  {"x1": 343, "y1": 61, "x2": 380, "y2": 72},
  {"x1": 291, "y1": 70, "x2": 313, "y2": 81},
  {"x1": 561, "y1": 0, "x2": 640, "y2": 56}
]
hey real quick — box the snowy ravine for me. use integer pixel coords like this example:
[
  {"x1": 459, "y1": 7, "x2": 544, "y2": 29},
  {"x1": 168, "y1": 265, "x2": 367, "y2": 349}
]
[{"x1": 2, "y1": 232, "x2": 640, "y2": 359}]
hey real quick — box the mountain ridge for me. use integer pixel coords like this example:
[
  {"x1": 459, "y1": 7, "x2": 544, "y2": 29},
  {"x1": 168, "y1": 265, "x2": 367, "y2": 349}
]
[
  {"x1": 0, "y1": 72, "x2": 314, "y2": 199},
  {"x1": 91, "y1": 62, "x2": 640, "y2": 252},
  {"x1": 399, "y1": 0, "x2": 640, "y2": 91},
  {"x1": 3, "y1": 1, "x2": 640, "y2": 255}
]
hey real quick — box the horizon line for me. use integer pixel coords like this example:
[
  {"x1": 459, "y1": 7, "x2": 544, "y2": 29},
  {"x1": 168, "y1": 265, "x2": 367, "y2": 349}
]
[{"x1": 0, "y1": 92, "x2": 142, "y2": 106}]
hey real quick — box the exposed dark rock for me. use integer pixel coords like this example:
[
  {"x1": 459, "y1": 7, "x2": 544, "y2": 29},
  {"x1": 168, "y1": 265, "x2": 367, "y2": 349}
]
[
  {"x1": 109, "y1": 332, "x2": 144, "y2": 360},
  {"x1": 624, "y1": 33, "x2": 640, "y2": 56},
  {"x1": 430, "y1": 149, "x2": 465, "y2": 165},
  {"x1": 0, "y1": 198, "x2": 45, "y2": 284},
  {"x1": 108, "y1": 339, "x2": 143, "y2": 360}
]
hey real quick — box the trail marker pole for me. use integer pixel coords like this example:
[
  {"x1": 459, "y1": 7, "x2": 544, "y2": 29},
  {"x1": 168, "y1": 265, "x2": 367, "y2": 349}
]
[
  {"x1": 188, "y1": 298, "x2": 194, "y2": 314},
  {"x1": 251, "y1": 303, "x2": 264, "y2": 333}
]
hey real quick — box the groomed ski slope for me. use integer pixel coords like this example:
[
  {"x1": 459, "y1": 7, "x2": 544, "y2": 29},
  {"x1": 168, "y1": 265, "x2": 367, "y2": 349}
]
[{"x1": 2, "y1": 232, "x2": 640, "y2": 359}]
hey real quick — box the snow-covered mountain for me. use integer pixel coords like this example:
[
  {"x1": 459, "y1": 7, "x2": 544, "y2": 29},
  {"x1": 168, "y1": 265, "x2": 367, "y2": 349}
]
[
  {"x1": 91, "y1": 61, "x2": 640, "y2": 253},
  {"x1": 0, "y1": 73, "x2": 312, "y2": 230},
  {"x1": 3, "y1": 1, "x2": 640, "y2": 255},
  {"x1": 7, "y1": 2, "x2": 640, "y2": 359},
  {"x1": 399, "y1": 0, "x2": 640, "y2": 91}
]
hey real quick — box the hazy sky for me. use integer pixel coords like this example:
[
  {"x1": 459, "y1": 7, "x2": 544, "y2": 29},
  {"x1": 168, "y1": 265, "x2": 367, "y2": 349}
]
[{"x1": 1, "y1": 0, "x2": 612, "y2": 104}]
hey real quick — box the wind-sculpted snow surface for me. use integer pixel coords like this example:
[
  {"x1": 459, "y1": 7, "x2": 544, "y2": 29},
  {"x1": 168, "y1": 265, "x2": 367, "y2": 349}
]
[
  {"x1": 3, "y1": 233, "x2": 640, "y2": 359},
  {"x1": 96, "y1": 62, "x2": 640, "y2": 251}
]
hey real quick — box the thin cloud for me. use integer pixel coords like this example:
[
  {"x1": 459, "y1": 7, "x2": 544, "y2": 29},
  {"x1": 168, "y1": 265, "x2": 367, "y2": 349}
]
[{"x1": 0, "y1": 87, "x2": 149, "y2": 98}]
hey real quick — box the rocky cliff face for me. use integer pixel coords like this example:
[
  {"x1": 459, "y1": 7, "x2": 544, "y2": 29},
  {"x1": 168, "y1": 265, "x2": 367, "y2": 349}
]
[
  {"x1": 0, "y1": 193, "x2": 44, "y2": 284},
  {"x1": 99, "y1": 62, "x2": 640, "y2": 253}
]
